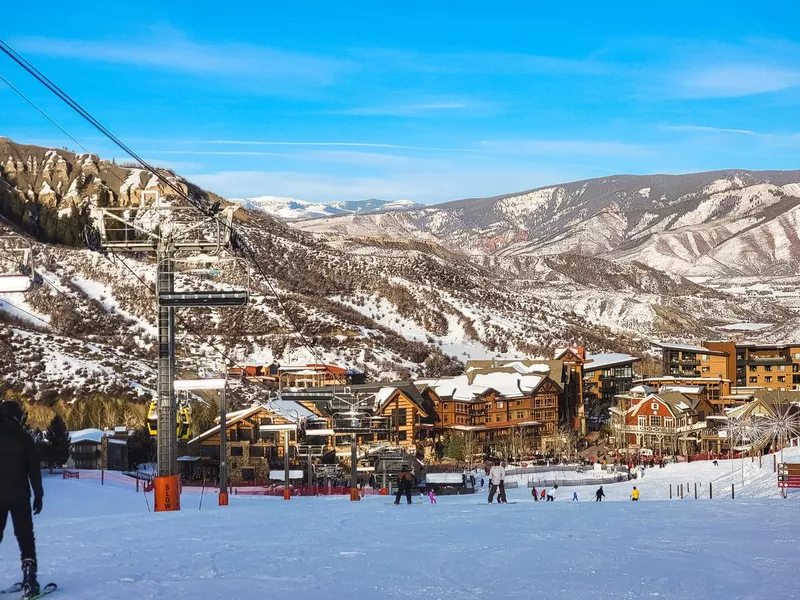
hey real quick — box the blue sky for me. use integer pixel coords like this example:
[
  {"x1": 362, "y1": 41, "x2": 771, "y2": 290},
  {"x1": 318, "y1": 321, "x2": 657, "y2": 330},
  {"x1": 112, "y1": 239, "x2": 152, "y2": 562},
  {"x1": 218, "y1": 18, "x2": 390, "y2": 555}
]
[{"x1": 2, "y1": 1, "x2": 800, "y2": 203}]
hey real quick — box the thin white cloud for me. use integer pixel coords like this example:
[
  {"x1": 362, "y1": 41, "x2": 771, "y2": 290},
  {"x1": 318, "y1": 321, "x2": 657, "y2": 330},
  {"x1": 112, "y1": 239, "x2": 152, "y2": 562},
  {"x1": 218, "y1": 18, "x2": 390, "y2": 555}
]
[
  {"x1": 479, "y1": 139, "x2": 650, "y2": 159},
  {"x1": 10, "y1": 34, "x2": 351, "y2": 85},
  {"x1": 673, "y1": 64, "x2": 800, "y2": 98},
  {"x1": 334, "y1": 100, "x2": 490, "y2": 117},
  {"x1": 145, "y1": 140, "x2": 480, "y2": 152},
  {"x1": 668, "y1": 125, "x2": 760, "y2": 136}
]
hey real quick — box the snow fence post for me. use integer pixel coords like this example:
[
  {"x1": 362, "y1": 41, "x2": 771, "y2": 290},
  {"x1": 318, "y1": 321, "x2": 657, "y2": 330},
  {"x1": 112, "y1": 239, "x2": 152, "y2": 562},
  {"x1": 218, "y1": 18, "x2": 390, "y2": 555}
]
[
  {"x1": 669, "y1": 484, "x2": 672, "y2": 499},
  {"x1": 694, "y1": 483, "x2": 697, "y2": 499},
  {"x1": 731, "y1": 483, "x2": 734, "y2": 499},
  {"x1": 101, "y1": 470, "x2": 104, "y2": 486},
  {"x1": 680, "y1": 484, "x2": 683, "y2": 499},
  {"x1": 774, "y1": 455, "x2": 777, "y2": 473},
  {"x1": 759, "y1": 455, "x2": 762, "y2": 469},
  {"x1": 709, "y1": 482, "x2": 712, "y2": 499}
]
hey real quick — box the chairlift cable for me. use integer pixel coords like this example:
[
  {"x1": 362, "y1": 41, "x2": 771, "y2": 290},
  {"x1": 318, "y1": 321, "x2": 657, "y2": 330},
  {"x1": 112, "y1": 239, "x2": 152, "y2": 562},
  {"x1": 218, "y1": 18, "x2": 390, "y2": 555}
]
[{"x1": 0, "y1": 38, "x2": 350, "y2": 386}]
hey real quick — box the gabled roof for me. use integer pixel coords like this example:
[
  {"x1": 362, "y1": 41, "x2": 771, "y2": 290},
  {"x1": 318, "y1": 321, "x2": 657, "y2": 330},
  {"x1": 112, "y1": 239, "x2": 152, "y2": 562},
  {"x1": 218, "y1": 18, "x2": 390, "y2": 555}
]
[
  {"x1": 654, "y1": 342, "x2": 728, "y2": 356},
  {"x1": 628, "y1": 394, "x2": 678, "y2": 419},
  {"x1": 375, "y1": 384, "x2": 430, "y2": 418},
  {"x1": 584, "y1": 353, "x2": 640, "y2": 372},
  {"x1": 189, "y1": 404, "x2": 295, "y2": 445}
]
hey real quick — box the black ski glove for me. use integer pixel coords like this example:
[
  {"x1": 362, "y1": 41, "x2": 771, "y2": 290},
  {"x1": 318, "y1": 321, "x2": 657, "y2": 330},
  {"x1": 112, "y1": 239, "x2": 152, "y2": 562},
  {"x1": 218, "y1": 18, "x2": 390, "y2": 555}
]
[{"x1": 33, "y1": 496, "x2": 43, "y2": 515}]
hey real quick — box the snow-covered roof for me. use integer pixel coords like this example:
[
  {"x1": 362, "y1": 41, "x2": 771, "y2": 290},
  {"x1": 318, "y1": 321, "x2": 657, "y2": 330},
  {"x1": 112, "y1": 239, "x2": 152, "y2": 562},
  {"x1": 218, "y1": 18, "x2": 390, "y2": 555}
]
[
  {"x1": 473, "y1": 372, "x2": 543, "y2": 398},
  {"x1": 503, "y1": 361, "x2": 551, "y2": 375},
  {"x1": 69, "y1": 428, "x2": 106, "y2": 444},
  {"x1": 659, "y1": 385, "x2": 705, "y2": 394},
  {"x1": 655, "y1": 342, "x2": 712, "y2": 352},
  {"x1": 629, "y1": 385, "x2": 656, "y2": 394},
  {"x1": 189, "y1": 404, "x2": 299, "y2": 445},
  {"x1": 584, "y1": 353, "x2": 640, "y2": 371},
  {"x1": 426, "y1": 473, "x2": 465, "y2": 484}
]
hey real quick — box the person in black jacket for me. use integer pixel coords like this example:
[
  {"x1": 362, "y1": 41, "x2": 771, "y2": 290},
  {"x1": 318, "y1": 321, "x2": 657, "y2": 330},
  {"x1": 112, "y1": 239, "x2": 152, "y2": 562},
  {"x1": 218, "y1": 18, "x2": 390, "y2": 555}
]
[
  {"x1": 394, "y1": 465, "x2": 414, "y2": 505},
  {"x1": 595, "y1": 486, "x2": 605, "y2": 502},
  {"x1": 0, "y1": 400, "x2": 43, "y2": 597}
]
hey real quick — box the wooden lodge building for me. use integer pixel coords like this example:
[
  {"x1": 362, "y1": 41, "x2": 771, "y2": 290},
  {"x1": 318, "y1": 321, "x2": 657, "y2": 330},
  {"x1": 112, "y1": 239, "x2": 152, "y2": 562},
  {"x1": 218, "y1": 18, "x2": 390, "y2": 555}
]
[
  {"x1": 186, "y1": 404, "x2": 309, "y2": 486},
  {"x1": 656, "y1": 340, "x2": 800, "y2": 393},
  {"x1": 228, "y1": 363, "x2": 365, "y2": 389}
]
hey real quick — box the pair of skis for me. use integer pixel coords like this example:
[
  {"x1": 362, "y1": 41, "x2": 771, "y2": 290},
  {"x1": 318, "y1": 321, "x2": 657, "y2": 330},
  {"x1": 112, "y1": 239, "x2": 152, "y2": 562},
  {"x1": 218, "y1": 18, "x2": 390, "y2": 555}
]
[{"x1": 1, "y1": 582, "x2": 57, "y2": 599}]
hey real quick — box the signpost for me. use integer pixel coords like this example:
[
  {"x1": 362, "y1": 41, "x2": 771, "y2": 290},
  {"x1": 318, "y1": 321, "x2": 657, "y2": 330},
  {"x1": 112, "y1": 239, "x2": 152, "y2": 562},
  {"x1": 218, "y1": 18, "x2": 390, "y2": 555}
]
[{"x1": 777, "y1": 463, "x2": 800, "y2": 489}]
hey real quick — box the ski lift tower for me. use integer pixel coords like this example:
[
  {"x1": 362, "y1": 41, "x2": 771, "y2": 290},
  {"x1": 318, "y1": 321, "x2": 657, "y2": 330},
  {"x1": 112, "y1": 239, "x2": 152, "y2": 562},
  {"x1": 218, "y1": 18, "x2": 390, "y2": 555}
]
[{"x1": 91, "y1": 191, "x2": 248, "y2": 512}]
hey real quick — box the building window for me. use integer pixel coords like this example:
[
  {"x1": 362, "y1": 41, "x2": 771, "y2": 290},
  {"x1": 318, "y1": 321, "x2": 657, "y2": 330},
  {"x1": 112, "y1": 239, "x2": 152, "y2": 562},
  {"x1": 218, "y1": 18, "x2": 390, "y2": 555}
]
[
  {"x1": 765, "y1": 376, "x2": 773, "y2": 383},
  {"x1": 765, "y1": 365, "x2": 773, "y2": 372},
  {"x1": 778, "y1": 365, "x2": 786, "y2": 372},
  {"x1": 750, "y1": 376, "x2": 758, "y2": 383},
  {"x1": 241, "y1": 468, "x2": 255, "y2": 481},
  {"x1": 239, "y1": 428, "x2": 252, "y2": 442},
  {"x1": 793, "y1": 353, "x2": 800, "y2": 359},
  {"x1": 444, "y1": 416, "x2": 449, "y2": 423},
  {"x1": 638, "y1": 416, "x2": 646, "y2": 427},
  {"x1": 496, "y1": 402, "x2": 504, "y2": 408},
  {"x1": 260, "y1": 417, "x2": 272, "y2": 425},
  {"x1": 496, "y1": 416, "x2": 502, "y2": 423},
  {"x1": 701, "y1": 366, "x2": 710, "y2": 372},
  {"x1": 650, "y1": 415, "x2": 662, "y2": 427},
  {"x1": 250, "y1": 446, "x2": 264, "y2": 457},
  {"x1": 749, "y1": 366, "x2": 757, "y2": 372},
  {"x1": 231, "y1": 447, "x2": 244, "y2": 457},
  {"x1": 392, "y1": 409, "x2": 407, "y2": 426},
  {"x1": 778, "y1": 376, "x2": 786, "y2": 383},
  {"x1": 398, "y1": 430, "x2": 407, "y2": 442},
  {"x1": 665, "y1": 417, "x2": 674, "y2": 428}
]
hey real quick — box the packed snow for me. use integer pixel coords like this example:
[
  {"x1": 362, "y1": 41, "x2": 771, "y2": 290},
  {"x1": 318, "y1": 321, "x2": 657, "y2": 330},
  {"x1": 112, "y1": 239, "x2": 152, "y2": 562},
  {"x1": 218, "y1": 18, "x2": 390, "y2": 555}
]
[{"x1": 2, "y1": 449, "x2": 799, "y2": 599}]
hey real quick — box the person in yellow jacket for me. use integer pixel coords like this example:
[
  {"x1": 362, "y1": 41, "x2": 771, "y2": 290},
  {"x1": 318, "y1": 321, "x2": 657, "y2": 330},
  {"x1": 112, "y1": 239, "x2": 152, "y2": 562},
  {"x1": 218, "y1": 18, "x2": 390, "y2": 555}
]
[{"x1": 631, "y1": 486, "x2": 640, "y2": 501}]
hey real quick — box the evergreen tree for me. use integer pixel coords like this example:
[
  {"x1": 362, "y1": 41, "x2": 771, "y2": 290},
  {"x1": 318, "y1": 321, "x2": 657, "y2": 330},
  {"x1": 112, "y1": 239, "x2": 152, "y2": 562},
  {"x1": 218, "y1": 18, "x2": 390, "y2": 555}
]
[
  {"x1": 45, "y1": 415, "x2": 72, "y2": 468},
  {"x1": 127, "y1": 427, "x2": 156, "y2": 470}
]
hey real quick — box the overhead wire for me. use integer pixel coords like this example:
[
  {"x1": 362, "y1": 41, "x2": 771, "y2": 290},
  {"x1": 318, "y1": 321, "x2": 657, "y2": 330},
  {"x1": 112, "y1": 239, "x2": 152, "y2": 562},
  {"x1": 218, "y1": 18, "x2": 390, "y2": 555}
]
[{"x1": 0, "y1": 38, "x2": 352, "y2": 387}]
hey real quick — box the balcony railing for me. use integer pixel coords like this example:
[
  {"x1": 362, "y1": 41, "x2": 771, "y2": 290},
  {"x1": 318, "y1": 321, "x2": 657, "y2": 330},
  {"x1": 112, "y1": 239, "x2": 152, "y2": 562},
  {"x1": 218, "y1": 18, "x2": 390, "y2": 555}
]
[{"x1": 748, "y1": 356, "x2": 791, "y2": 365}]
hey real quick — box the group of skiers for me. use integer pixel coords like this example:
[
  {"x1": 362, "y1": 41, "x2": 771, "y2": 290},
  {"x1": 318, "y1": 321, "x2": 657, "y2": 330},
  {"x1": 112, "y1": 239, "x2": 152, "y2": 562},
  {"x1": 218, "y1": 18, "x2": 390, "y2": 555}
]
[{"x1": 0, "y1": 400, "x2": 43, "y2": 598}]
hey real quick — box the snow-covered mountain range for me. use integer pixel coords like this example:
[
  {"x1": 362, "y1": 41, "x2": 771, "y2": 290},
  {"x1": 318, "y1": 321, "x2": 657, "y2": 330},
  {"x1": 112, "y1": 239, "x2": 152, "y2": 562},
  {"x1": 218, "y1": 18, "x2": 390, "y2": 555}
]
[
  {"x1": 233, "y1": 195, "x2": 420, "y2": 221},
  {"x1": 1, "y1": 137, "x2": 799, "y2": 401},
  {"x1": 293, "y1": 170, "x2": 800, "y2": 278}
]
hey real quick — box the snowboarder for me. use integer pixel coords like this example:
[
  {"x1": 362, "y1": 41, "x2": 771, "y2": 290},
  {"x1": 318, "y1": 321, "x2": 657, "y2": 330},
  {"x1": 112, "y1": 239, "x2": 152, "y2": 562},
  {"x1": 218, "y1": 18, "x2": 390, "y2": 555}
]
[
  {"x1": 712, "y1": 460, "x2": 719, "y2": 467},
  {"x1": 572, "y1": 491, "x2": 578, "y2": 501},
  {"x1": 547, "y1": 484, "x2": 558, "y2": 502},
  {"x1": 595, "y1": 486, "x2": 605, "y2": 502},
  {"x1": 0, "y1": 400, "x2": 43, "y2": 598},
  {"x1": 531, "y1": 486, "x2": 539, "y2": 502},
  {"x1": 428, "y1": 489, "x2": 437, "y2": 504},
  {"x1": 394, "y1": 465, "x2": 414, "y2": 505},
  {"x1": 488, "y1": 460, "x2": 507, "y2": 503},
  {"x1": 631, "y1": 486, "x2": 640, "y2": 501}
]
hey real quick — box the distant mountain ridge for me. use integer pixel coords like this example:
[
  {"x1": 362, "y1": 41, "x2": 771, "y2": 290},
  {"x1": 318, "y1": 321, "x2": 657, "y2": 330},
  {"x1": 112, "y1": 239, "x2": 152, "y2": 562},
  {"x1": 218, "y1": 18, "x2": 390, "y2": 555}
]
[
  {"x1": 232, "y1": 195, "x2": 421, "y2": 221},
  {"x1": 293, "y1": 169, "x2": 800, "y2": 278}
]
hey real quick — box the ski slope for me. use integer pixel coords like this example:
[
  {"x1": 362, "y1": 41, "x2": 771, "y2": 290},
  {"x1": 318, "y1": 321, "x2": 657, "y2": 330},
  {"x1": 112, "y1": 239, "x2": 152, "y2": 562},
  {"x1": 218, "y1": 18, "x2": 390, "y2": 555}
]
[{"x1": 1, "y1": 451, "x2": 799, "y2": 599}]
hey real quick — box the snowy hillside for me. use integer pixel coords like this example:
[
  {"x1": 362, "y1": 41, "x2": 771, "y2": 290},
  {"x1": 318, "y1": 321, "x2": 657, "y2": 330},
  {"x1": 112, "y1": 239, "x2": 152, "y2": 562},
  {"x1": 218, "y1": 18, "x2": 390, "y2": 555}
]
[
  {"x1": 2, "y1": 450, "x2": 798, "y2": 599},
  {"x1": 3, "y1": 138, "x2": 800, "y2": 402},
  {"x1": 232, "y1": 195, "x2": 420, "y2": 221},
  {"x1": 293, "y1": 169, "x2": 800, "y2": 277}
]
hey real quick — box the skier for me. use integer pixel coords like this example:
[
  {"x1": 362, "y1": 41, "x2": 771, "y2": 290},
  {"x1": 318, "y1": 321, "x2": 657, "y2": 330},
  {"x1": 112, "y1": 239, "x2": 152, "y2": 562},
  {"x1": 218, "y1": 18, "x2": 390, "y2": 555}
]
[
  {"x1": 531, "y1": 486, "x2": 539, "y2": 502},
  {"x1": 540, "y1": 488, "x2": 546, "y2": 501},
  {"x1": 488, "y1": 460, "x2": 507, "y2": 503},
  {"x1": 631, "y1": 486, "x2": 640, "y2": 501},
  {"x1": 394, "y1": 465, "x2": 414, "y2": 505},
  {"x1": 547, "y1": 484, "x2": 558, "y2": 502},
  {"x1": 428, "y1": 488, "x2": 437, "y2": 504},
  {"x1": 0, "y1": 400, "x2": 43, "y2": 598},
  {"x1": 595, "y1": 486, "x2": 605, "y2": 501},
  {"x1": 572, "y1": 491, "x2": 578, "y2": 501}
]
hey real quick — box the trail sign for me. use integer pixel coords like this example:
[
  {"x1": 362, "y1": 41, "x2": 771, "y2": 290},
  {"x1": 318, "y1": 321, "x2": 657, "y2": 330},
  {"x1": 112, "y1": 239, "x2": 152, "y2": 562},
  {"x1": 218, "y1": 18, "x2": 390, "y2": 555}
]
[{"x1": 777, "y1": 463, "x2": 800, "y2": 489}]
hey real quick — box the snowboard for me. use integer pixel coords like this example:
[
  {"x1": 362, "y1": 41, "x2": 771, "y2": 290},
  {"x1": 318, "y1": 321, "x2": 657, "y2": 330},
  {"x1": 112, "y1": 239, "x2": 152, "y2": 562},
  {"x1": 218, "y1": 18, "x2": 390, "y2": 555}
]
[{"x1": 1, "y1": 582, "x2": 57, "y2": 598}]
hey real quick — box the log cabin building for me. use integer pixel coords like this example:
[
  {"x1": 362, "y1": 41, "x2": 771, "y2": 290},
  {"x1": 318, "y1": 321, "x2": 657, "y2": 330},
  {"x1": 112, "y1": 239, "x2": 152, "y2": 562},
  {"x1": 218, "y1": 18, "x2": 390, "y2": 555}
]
[{"x1": 186, "y1": 404, "x2": 308, "y2": 486}]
